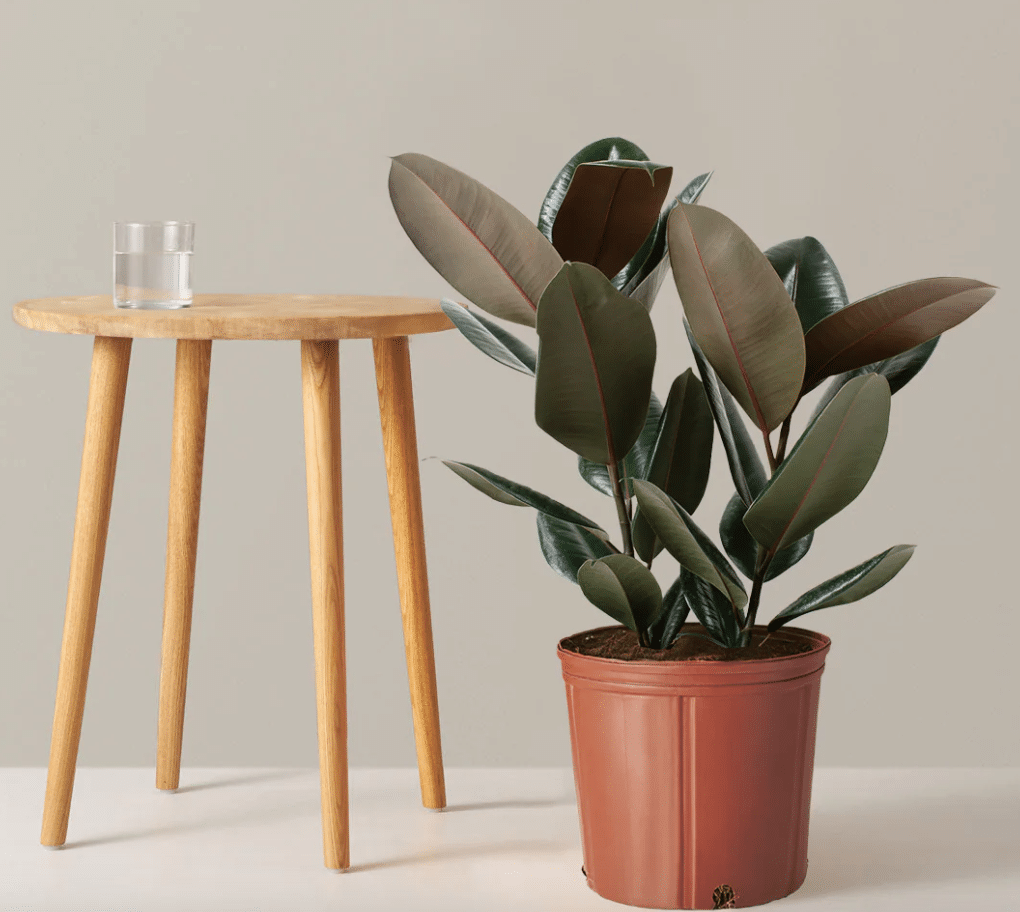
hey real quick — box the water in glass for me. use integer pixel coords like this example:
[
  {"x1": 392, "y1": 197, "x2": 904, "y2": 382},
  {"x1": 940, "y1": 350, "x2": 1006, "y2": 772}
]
[{"x1": 114, "y1": 250, "x2": 192, "y2": 309}]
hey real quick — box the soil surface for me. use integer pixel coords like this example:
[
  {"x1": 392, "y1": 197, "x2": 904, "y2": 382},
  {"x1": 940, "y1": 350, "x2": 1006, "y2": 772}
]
[{"x1": 560, "y1": 626, "x2": 819, "y2": 662}]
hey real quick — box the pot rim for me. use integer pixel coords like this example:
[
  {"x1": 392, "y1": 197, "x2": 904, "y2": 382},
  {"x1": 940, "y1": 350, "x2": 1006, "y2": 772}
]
[{"x1": 557, "y1": 623, "x2": 830, "y2": 667}]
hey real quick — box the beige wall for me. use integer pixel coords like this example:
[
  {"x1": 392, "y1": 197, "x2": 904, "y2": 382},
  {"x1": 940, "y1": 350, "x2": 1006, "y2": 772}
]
[{"x1": 1, "y1": 0, "x2": 1016, "y2": 769}]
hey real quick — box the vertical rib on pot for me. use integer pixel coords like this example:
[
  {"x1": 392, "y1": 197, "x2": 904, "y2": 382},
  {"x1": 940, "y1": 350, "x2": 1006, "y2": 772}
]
[{"x1": 559, "y1": 625, "x2": 831, "y2": 910}]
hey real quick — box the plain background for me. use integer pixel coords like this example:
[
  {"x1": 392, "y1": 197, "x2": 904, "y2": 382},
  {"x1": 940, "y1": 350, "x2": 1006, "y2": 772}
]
[{"x1": 1, "y1": 0, "x2": 1016, "y2": 772}]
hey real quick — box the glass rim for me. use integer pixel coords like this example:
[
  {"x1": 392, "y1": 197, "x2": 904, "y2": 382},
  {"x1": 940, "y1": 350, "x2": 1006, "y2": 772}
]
[{"x1": 114, "y1": 220, "x2": 194, "y2": 228}]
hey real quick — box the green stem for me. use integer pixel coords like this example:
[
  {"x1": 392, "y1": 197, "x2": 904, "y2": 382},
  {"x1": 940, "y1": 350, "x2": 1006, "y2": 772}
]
[
  {"x1": 743, "y1": 546, "x2": 774, "y2": 638},
  {"x1": 764, "y1": 431, "x2": 778, "y2": 473},
  {"x1": 607, "y1": 460, "x2": 634, "y2": 557},
  {"x1": 775, "y1": 416, "x2": 792, "y2": 465}
]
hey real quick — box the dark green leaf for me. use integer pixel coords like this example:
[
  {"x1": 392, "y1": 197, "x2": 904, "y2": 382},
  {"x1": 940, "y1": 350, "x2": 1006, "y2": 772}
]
[
  {"x1": 646, "y1": 573, "x2": 690, "y2": 649},
  {"x1": 579, "y1": 392, "x2": 663, "y2": 497},
  {"x1": 683, "y1": 569, "x2": 743, "y2": 648},
  {"x1": 537, "y1": 514, "x2": 616, "y2": 583},
  {"x1": 538, "y1": 137, "x2": 649, "y2": 243},
  {"x1": 442, "y1": 461, "x2": 605, "y2": 532},
  {"x1": 632, "y1": 371, "x2": 714, "y2": 562},
  {"x1": 668, "y1": 203, "x2": 805, "y2": 432},
  {"x1": 802, "y1": 277, "x2": 995, "y2": 392},
  {"x1": 535, "y1": 263, "x2": 656, "y2": 465},
  {"x1": 809, "y1": 337, "x2": 940, "y2": 423},
  {"x1": 719, "y1": 492, "x2": 813, "y2": 581},
  {"x1": 743, "y1": 375, "x2": 891, "y2": 553},
  {"x1": 552, "y1": 161, "x2": 673, "y2": 279},
  {"x1": 440, "y1": 299, "x2": 536, "y2": 376},
  {"x1": 632, "y1": 480, "x2": 746, "y2": 609},
  {"x1": 618, "y1": 171, "x2": 713, "y2": 306},
  {"x1": 765, "y1": 237, "x2": 849, "y2": 334},
  {"x1": 389, "y1": 153, "x2": 562, "y2": 327},
  {"x1": 685, "y1": 321, "x2": 767, "y2": 506},
  {"x1": 577, "y1": 554, "x2": 663, "y2": 633},
  {"x1": 768, "y1": 545, "x2": 915, "y2": 631}
]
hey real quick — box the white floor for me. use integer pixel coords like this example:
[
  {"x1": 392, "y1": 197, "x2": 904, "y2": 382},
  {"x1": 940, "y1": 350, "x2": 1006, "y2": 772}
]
[{"x1": 0, "y1": 768, "x2": 1017, "y2": 911}]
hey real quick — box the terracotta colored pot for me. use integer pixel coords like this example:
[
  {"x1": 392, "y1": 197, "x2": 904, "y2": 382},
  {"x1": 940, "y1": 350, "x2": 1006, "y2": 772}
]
[{"x1": 559, "y1": 624, "x2": 831, "y2": 909}]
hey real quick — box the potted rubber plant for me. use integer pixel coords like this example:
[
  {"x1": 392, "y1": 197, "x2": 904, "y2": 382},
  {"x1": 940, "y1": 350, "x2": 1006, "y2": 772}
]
[{"x1": 388, "y1": 138, "x2": 995, "y2": 909}]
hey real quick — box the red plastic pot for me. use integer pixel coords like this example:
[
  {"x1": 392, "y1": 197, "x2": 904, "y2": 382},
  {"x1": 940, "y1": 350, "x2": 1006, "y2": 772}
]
[{"x1": 559, "y1": 625, "x2": 831, "y2": 909}]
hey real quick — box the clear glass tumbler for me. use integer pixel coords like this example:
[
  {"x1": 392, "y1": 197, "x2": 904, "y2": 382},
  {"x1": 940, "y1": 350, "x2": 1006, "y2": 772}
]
[{"x1": 113, "y1": 221, "x2": 194, "y2": 309}]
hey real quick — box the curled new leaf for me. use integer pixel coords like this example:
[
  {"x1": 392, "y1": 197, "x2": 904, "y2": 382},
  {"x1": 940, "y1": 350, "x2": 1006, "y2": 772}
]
[
  {"x1": 552, "y1": 161, "x2": 673, "y2": 280},
  {"x1": 440, "y1": 300, "x2": 536, "y2": 376},
  {"x1": 682, "y1": 569, "x2": 744, "y2": 648},
  {"x1": 537, "y1": 514, "x2": 616, "y2": 583},
  {"x1": 668, "y1": 203, "x2": 805, "y2": 432},
  {"x1": 646, "y1": 574, "x2": 691, "y2": 649},
  {"x1": 632, "y1": 370, "x2": 714, "y2": 562},
  {"x1": 743, "y1": 374, "x2": 891, "y2": 553},
  {"x1": 535, "y1": 263, "x2": 656, "y2": 465},
  {"x1": 765, "y1": 236, "x2": 850, "y2": 334},
  {"x1": 389, "y1": 152, "x2": 563, "y2": 326},
  {"x1": 538, "y1": 137, "x2": 650, "y2": 242},
  {"x1": 632, "y1": 479, "x2": 747, "y2": 610},
  {"x1": 768, "y1": 545, "x2": 915, "y2": 631},
  {"x1": 577, "y1": 554, "x2": 663, "y2": 633},
  {"x1": 685, "y1": 321, "x2": 767, "y2": 506}
]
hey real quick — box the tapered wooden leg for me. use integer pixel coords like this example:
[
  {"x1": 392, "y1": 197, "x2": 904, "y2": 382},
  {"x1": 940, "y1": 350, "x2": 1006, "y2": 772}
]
[
  {"x1": 156, "y1": 339, "x2": 212, "y2": 791},
  {"x1": 300, "y1": 340, "x2": 349, "y2": 870},
  {"x1": 372, "y1": 336, "x2": 446, "y2": 810},
  {"x1": 41, "y1": 336, "x2": 132, "y2": 847}
]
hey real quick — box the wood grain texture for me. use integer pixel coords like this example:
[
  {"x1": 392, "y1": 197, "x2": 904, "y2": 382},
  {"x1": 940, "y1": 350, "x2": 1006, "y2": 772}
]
[
  {"x1": 300, "y1": 340, "x2": 349, "y2": 870},
  {"x1": 41, "y1": 336, "x2": 132, "y2": 846},
  {"x1": 13, "y1": 295, "x2": 453, "y2": 341},
  {"x1": 156, "y1": 340, "x2": 212, "y2": 791},
  {"x1": 373, "y1": 336, "x2": 446, "y2": 809}
]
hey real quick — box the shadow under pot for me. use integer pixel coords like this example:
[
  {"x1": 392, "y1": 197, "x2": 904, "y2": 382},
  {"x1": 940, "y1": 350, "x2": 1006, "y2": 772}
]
[{"x1": 558, "y1": 624, "x2": 831, "y2": 909}]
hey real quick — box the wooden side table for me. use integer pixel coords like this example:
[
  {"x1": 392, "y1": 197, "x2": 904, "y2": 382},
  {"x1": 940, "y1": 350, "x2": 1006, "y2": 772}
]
[{"x1": 12, "y1": 294, "x2": 454, "y2": 870}]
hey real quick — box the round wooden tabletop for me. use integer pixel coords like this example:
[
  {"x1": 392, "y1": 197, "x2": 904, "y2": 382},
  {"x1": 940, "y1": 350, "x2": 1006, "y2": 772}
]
[{"x1": 12, "y1": 294, "x2": 454, "y2": 341}]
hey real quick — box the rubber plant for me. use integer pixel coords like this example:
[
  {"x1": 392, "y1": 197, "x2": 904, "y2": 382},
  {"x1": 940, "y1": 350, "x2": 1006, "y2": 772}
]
[{"x1": 388, "y1": 138, "x2": 996, "y2": 650}]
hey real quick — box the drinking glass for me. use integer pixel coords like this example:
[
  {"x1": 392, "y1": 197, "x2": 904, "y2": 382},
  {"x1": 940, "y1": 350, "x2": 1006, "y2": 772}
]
[{"x1": 113, "y1": 221, "x2": 194, "y2": 309}]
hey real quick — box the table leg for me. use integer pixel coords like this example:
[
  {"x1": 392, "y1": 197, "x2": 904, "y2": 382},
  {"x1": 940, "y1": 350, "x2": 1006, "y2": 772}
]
[
  {"x1": 372, "y1": 336, "x2": 446, "y2": 810},
  {"x1": 300, "y1": 340, "x2": 349, "y2": 870},
  {"x1": 41, "y1": 336, "x2": 132, "y2": 847},
  {"x1": 156, "y1": 339, "x2": 212, "y2": 791}
]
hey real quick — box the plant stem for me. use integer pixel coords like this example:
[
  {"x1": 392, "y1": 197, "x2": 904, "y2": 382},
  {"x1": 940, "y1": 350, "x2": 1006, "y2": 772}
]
[
  {"x1": 743, "y1": 546, "x2": 774, "y2": 637},
  {"x1": 607, "y1": 460, "x2": 634, "y2": 557},
  {"x1": 775, "y1": 416, "x2": 792, "y2": 464},
  {"x1": 764, "y1": 431, "x2": 778, "y2": 473}
]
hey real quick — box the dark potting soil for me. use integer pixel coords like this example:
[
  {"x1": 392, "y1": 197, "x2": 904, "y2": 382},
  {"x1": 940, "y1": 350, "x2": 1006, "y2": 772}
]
[{"x1": 560, "y1": 626, "x2": 818, "y2": 662}]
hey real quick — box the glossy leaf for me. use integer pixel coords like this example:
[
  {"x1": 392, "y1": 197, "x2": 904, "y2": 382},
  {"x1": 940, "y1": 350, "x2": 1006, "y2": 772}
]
[
  {"x1": 683, "y1": 569, "x2": 744, "y2": 648},
  {"x1": 535, "y1": 263, "x2": 656, "y2": 465},
  {"x1": 552, "y1": 161, "x2": 673, "y2": 280},
  {"x1": 719, "y1": 492, "x2": 813, "y2": 581},
  {"x1": 668, "y1": 203, "x2": 805, "y2": 432},
  {"x1": 743, "y1": 375, "x2": 891, "y2": 553},
  {"x1": 440, "y1": 299, "x2": 536, "y2": 376},
  {"x1": 810, "y1": 336, "x2": 940, "y2": 423},
  {"x1": 768, "y1": 545, "x2": 915, "y2": 631},
  {"x1": 801, "y1": 277, "x2": 995, "y2": 391},
  {"x1": 579, "y1": 392, "x2": 662, "y2": 497},
  {"x1": 578, "y1": 554, "x2": 663, "y2": 633},
  {"x1": 632, "y1": 480, "x2": 747, "y2": 609},
  {"x1": 619, "y1": 170, "x2": 713, "y2": 304},
  {"x1": 538, "y1": 137, "x2": 649, "y2": 243},
  {"x1": 537, "y1": 514, "x2": 616, "y2": 583},
  {"x1": 442, "y1": 461, "x2": 604, "y2": 532},
  {"x1": 389, "y1": 152, "x2": 563, "y2": 327},
  {"x1": 765, "y1": 236, "x2": 849, "y2": 334},
  {"x1": 632, "y1": 371, "x2": 714, "y2": 562},
  {"x1": 685, "y1": 321, "x2": 767, "y2": 506},
  {"x1": 646, "y1": 573, "x2": 691, "y2": 649}
]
